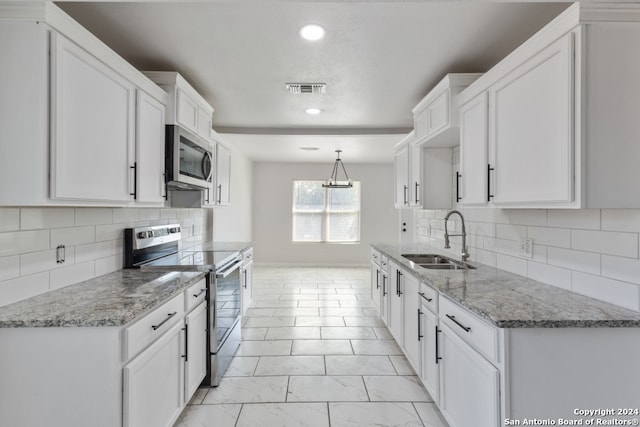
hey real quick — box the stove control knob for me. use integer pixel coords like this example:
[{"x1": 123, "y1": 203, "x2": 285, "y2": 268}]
[
  {"x1": 169, "y1": 227, "x2": 180, "y2": 233},
  {"x1": 137, "y1": 231, "x2": 148, "y2": 239}
]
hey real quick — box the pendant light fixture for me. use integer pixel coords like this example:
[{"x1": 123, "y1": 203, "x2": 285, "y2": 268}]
[{"x1": 323, "y1": 150, "x2": 353, "y2": 188}]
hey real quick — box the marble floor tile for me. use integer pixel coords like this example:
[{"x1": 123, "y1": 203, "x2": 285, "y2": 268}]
[
  {"x1": 174, "y1": 403, "x2": 241, "y2": 427},
  {"x1": 344, "y1": 316, "x2": 386, "y2": 327},
  {"x1": 339, "y1": 300, "x2": 376, "y2": 308},
  {"x1": 351, "y1": 339, "x2": 403, "y2": 355},
  {"x1": 265, "y1": 326, "x2": 321, "y2": 340},
  {"x1": 318, "y1": 283, "x2": 352, "y2": 288},
  {"x1": 244, "y1": 308, "x2": 275, "y2": 317},
  {"x1": 372, "y1": 327, "x2": 393, "y2": 339},
  {"x1": 272, "y1": 308, "x2": 320, "y2": 317},
  {"x1": 335, "y1": 289, "x2": 358, "y2": 295},
  {"x1": 254, "y1": 355, "x2": 325, "y2": 376},
  {"x1": 329, "y1": 402, "x2": 423, "y2": 427},
  {"x1": 236, "y1": 403, "x2": 330, "y2": 427},
  {"x1": 298, "y1": 300, "x2": 340, "y2": 308},
  {"x1": 203, "y1": 376, "x2": 289, "y2": 404},
  {"x1": 301, "y1": 288, "x2": 336, "y2": 294},
  {"x1": 364, "y1": 376, "x2": 432, "y2": 402},
  {"x1": 187, "y1": 387, "x2": 208, "y2": 405},
  {"x1": 413, "y1": 402, "x2": 449, "y2": 427},
  {"x1": 225, "y1": 356, "x2": 259, "y2": 376},
  {"x1": 319, "y1": 294, "x2": 354, "y2": 300},
  {"x1": 325, "y1": 355, "x2": 397, "y2": 376},
  {"x1": 389, "y1": 355, "x2": 416, "y2": 375},
  {"x1": 236, "y1": 340, "x2": 292, "y2": 356},
  {"x1": 253, "y1": 300, "x2": 299, "y2": 308},
  {"x1": 363, "y1": 308, "x2": 381, "y2": 317},
  {"x1": 242, "y1": 328, "x2": 268, "y2": 340},
  {"x1": 279, "y1": 294, "x2": 319, "y2": 300},
  {"x1": 291, "y1": 339, "x2": 353, "y2": 355},
  {"x1": 319, "y1": 308, "x2": 365, "y2": 317},
  {"x1": 295, "y1": 316, "x2": 345, "y2": 327},
  {"x1": 244, "y1": 317, "x2": 296, "y2": 328},
  {"x1": 320, "y1": 326, "x2": 377, "y2": 339},
  {"x1": 287, "y1": 376, "x2": 368, "y2": 402}
]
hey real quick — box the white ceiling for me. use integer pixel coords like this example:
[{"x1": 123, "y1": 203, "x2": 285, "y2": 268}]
[{"x1": 58, "y1": 1, "x2": 570, "y2": 163}]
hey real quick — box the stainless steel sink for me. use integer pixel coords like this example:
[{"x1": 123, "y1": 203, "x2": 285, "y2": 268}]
[{"x1": 401, "y1": 253, "x2": 476, "y2": 270}]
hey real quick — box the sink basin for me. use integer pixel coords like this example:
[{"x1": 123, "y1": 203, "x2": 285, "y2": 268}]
[{"x1": 401, "y1": 253, "x2": 476, "y2": 270}]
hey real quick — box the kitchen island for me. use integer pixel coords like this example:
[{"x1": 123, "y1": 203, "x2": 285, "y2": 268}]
[{"x1": 371, "y1": 243, "x2": 640, "y2": 427}]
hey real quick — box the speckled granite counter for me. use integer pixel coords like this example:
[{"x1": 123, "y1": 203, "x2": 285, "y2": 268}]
[
  {"x1": 0, "y1": 270, "x2": 206, "y2": 328},
  {"x1": 372, "y1": 243, "x2": 640, "y2": 328}
]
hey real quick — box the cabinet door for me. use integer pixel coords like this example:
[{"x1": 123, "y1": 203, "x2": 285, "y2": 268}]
[
  {"x1": 136, "y1": 90, "x2": 166, "y2": 204},
  {"x1": 242, "y1": 262, "x2": 253, "y2": 316},
  {"x1": 176, "y1": 89, "x2": 198, "y2": 134},
  {"x1": 215, "y1": 143, "x2": 231, "y2": 206},
  {"x1": 421, "y1": 306, "x2": 440, "y2": 404},
  {"x1": 123, "y1": 322, "x2": 184, "y2": 427},
  {"x1": 402, "y1": 273, "x2": 421, "y2": 374},
  {"x1": 439, "y1": 324, "x2": 499, "y2": 427},
  {"x1": 197, "y1": 108, "x2": 212, "y2": 141},
  {"x1": 426, "y1": 89, "x2": 450, "y2": 137},
  {"x1": 380, "y1": 272, "x2": 389, "y2": 326},
  {"x1": 185, "y1": 303, "x2": 207, "y2": 401},
  {"x1": 51, "y1": 33, "x2": 135, "y2": 202},
  {"x1": 409, "y1": 142, "x2": 422, "y2": 207},
  {"x1": 490, "y1": 33, "x2": 574, "y2": 205},
  {"x1": 370, "y1": 263, "x2": 381, "y2": 313},
  {"x1": 394, "y1": 144, "x2": 410, "y2": 207},
  {"x1": 459, "y1": 92, "x2": 488, "y2": 206},
  {"x1": 388, "y1": 263, "x2": 404, "y2": 346}
]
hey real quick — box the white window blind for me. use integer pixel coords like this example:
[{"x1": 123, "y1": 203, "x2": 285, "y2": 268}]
[{"x1": 292, "y1": 180, "x2": 361, "y2": 243}]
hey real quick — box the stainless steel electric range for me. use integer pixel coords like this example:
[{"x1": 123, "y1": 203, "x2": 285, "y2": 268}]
[{"x1": 124, "y1": 224, "x2": 242, "y2": 386}]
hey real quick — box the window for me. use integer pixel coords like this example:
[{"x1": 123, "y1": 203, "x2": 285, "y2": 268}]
[{"x1": 292, "y1": 180, "x2": 361, "y2": 243}]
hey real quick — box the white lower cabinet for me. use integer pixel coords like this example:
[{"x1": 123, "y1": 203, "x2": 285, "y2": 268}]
[
  {"x1": 388, "y1": 262, "x2": 404, "y2": 346},
  {"x1": 402, "y1": 273, "x2": 421, "y2": 372},
  {"x1": 419, "y1": 304, "x2": 439, "y2": 404},
  {"x1": 439, "y1": 323, "x2": 500, "y2": 427},
  {"x1": 184, "y1": 302, "x2": 207, "y2": 400},
  {"x1": 123, "y1": 322, "x2": 185, "y2": 427},
  {"x1": 241, "y1": 248, "x2": 254, "y2": 316}
]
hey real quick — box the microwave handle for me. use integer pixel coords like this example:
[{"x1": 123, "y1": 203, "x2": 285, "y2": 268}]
[{"x1": 203, "y1": 152, "x2": 213, "y2": 182}]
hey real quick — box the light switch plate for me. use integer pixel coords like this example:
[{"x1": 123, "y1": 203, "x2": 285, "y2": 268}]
[{"x1": 519, "y1": 238, "x2": 533, "y2": 258}]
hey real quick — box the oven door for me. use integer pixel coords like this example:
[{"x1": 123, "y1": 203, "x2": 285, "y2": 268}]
[{"x1": 211, "y1": 258, "x2": 242, "y2": 352}]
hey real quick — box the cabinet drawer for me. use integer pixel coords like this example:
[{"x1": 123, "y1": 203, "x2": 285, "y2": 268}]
[
  {"x1": 243, "y1": 247, "x2": 254, "y2": 262},
  {"x1": 123, "y1": 293, "x2": 185, "y2": 361},
  {"x1": 185, "y1": 278, "x2": 207, "y2": 313},
  {"x1": 418, "y1": 282, "x2": 438, "y2": 313},
  {"x1": 439, "y1": 296, "x2": 499, "y2": 364},
  {"x1": 371, "y1": 249, "x2": 381, "y2": 265},
  {"x1": 380, "y1": 255, "x2": 389, "y2": 272}
]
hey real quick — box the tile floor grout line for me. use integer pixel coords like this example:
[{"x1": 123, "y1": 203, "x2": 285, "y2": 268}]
[{"x1": 232, "y1": 403, "x2": 244, "y2": 427}]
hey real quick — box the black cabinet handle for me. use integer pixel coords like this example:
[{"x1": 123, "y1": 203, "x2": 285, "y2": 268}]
[
  {"x1": 182, "y1": 324, "x2": 188, "y2": 362},
  {"x1": 403, "y1": 185, "x2": 408, "y2": 205},
  {"x1": 446, "y1": 314, "x2": 472, "y2": 332},
  {"x1": 244, "y1": 269, "x2": 248, "y2": 289},
  {"x1": 130, "y1": 163, "x2": 137, "y2": 199},
  {"x1": 151, "y1": 311, "x2": 177, "y2": 331},
  {"x1": 193, "y1": 288, "x2": 206, "y2": 298},
  {"x1": 415, "y1": 182, "x2": 420, "y2": 204},
  {"x1": 382, "y1": 275, "x2": 387, "y2": 296},
  {"x1": 435, "y1": 326, "x2": 442, "y2": 364},
  {"x1": 376, "y1": 270, "x2": 380, "y2": 289},
  {"x1": 418, "y1": 292, "x2": 433, "y2": 303},
  {"x1": 456, "y1": 171, "x2": 461, "y2": 203},
  {"x1": 487, "y1": 164, "x2": 495, "y2": 201},
  {"x1": 418, "y1": 309, "x2": 423, "y2": 341},
  {"x1": 217, "y1": 184, "x2": 223, "y2": 204}
]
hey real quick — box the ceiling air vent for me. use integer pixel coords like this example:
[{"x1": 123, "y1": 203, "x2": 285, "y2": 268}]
[{"x1": 286, "y1": 83, "x2": 326, "y2": 94}]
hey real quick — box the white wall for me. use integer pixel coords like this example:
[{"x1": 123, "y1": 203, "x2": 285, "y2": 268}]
[
  {"x1": 415, "y1": 207, "x2": 640, "y2": 312},
  {"x1": 253, "y1": 162, "x2": 398, "y2": 266},
  {"x1": 0, "y1": 207, "x2": 211, "y2": 307},
  {"x1": 213, "y1": 143, "x2": 253, "y2": 242}
]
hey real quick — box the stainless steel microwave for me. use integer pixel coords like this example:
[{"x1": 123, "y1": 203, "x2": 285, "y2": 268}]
[{"x1": 165, "y1": 125, "x2": 213, "y2": 190}]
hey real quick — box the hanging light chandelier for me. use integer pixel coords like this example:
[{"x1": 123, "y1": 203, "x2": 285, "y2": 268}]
[{"x1": 323, "y1": 150, "x2": 353, "y2": 188}]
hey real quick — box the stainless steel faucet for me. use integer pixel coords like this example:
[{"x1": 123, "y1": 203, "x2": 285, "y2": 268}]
[{"x1": 444, "y1": 210, "x2": 470, "y2": 261}]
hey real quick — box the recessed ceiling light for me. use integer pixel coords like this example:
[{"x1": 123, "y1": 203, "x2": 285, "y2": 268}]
[
  {"x1": 305, "y1": 108, "x2": 322, "y2": 115},
  {"x1": 299, "y1": 24, "x2": 325, "y2": 41},
  {"x1": 299, "y1": 146, "x2": 319, "y2": 151}
]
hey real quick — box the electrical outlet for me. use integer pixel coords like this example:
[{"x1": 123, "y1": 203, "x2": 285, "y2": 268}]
[{"x1": 519, "y1": 238, "x2": 533, "y2": 258}]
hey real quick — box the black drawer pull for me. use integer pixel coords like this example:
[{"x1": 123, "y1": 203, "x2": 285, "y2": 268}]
[
  {"x1": 151, "y1": 311, "x2": 178, "y2": 331},
  {"x1": 193, "y1": 288, "x2": 206, "y2": 298},
  {"x1": 435, "y1": 326, "x2": 442, "y2": 364},
  {"x1": 446, "y1": 314, "x2": 471, "y2": 332},
  {"x1": 418, "y1": 292, "x2": 433, "y2": 302}
]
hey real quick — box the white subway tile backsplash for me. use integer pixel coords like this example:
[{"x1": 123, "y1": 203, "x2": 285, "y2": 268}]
[
  {"x1": 547, "y1": 209, "x2": 600, "y2": 230},
  {"x1": 527, "y1": 262, "x2": 572, "y2": 290},
  {"x1": 95, "y1": 255, "x2": 122, "y2": 276},
  {"x1": 20, "y1": 248, "x2": 76, "y2": 276},
  {"x1": 75, "y1": 241, "x2": 117, "y2": 264},
  {"x1": 506, "y1": 209, "x2": 547, "y2": 227},
  {"x1": 113, "y1": 208, "x2": 140, "y2": 224},
  {"x1": 0, "y1": 230, "x2": 49, "y2": 257},
  {"x1": 74, "y1": 208, "x2": 113, "y2": 226},
  {"x1": 527, "y1": 226, "x2": 571, "y2": 248},
  {"x1": 49, "y1": 261, "x2": 95, "y2": 291},
  {"x1": 0, "y1": 272, "x2": 50, "y2": 307},
  {"x1": 496, "y1": 254, "x2": 527, "y2": 276},
  {"x1": 601, "y1": 209, "x2": 640, "y2": 233},
  {"x1": 531, "y1": 244, "x2": 548, "y2": 264},
  {"x1": 571, "y1": 271, "x2": 640, "y2": 312},
  {"x1": 21, "y1": 208, "x2": 74, "y2": 230},
  {"x1": 571, "y1": 230, "x2": 638, "y2": 258},
  {"x1": 466, "y1": 221, "x2": 495, "y2": 238},
  {"x1": 463, "y1": 208, "x2": 509, "y2": 224},
  {"x1": 601, "y1": 255, "x2": 640, "y2": 286},
  {"x1": 495, "y1": 224, "x2": 526, "y2": 242},
  {"x1": 472, "y1": 249, "x2": 496, "y2": 268},
  {"x1": 0, "y1": 208, "x2": 20, "y2": 232},
  {"x1": 547, "y1": 247, "x2": 600, "y2": 276},
  {"x1": 161, "y1": 209, "x2": 178, "y2": 219},
  {"x1": 0, "y1": 256, "x2": 20, "y2": 282},
  {"x1": 50, "y1": 226, "x2": 95, "y2": 249},
  {"x1": 139, "y1": 208, "x2": 161, "y2": 221},
  {"x1": 95, "y1": 224, "x2": 126, "y2": 242}
]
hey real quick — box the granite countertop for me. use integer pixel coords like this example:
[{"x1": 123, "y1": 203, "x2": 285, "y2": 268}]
[
  {"x1": 184, "y1": 241, "x2": 253, "y2": 252},
  {"x1": 372, "y1": 242, "x2": 640, "y2": 328},
  {"x1": 0, "y1": 270, "x2": 206, "y2": 328}
]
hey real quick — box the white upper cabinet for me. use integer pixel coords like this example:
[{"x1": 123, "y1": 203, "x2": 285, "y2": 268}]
[
  {"x1": 458, "y1": 3, "x2": 640, "y2": 208},
  {"x1": 394, "y1": 135, "x2": 411, "y2": 208},
  {"x1": 215, "y1": 142, "x2": 232, "y2": 206},
  {"x1": 136, "y1": 90, "x2": 167, "y2": 205},
  {"x1": 412, "y1": 74, "x2": 481, "y2": 147},
  {"x1": 0, "y1": 3, "x2": 167, "y2": 207},
  {"x1": 144, "y1": 71, "x2": 215, "y2": 144}
]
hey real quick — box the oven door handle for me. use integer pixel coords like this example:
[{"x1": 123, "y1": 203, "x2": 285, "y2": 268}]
[{"x1": 215, "y1": 259, "x2": 242, "y2": 278}]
